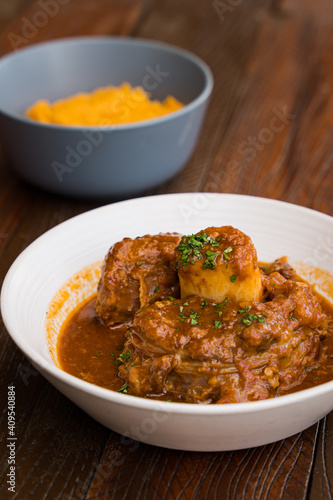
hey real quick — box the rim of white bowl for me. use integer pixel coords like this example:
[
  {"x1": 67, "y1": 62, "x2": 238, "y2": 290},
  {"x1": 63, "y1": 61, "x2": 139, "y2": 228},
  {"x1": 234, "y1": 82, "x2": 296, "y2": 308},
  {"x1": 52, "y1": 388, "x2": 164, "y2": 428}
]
[
  {"x1": 1, "y1": 193, "x2": 333, "y2": 416},
  {"x1": 0, "y1": 36, "x2": 214, "y2": 131}
]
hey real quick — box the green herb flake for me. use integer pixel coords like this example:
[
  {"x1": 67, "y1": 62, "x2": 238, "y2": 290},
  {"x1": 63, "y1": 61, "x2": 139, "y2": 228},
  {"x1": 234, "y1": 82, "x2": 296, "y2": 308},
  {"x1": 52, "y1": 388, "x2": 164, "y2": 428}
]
[
  {"x1": 118, "y1": 384, "x2": 129, "y2": 393},
  {"x1": 215, "y1": 297, "x2": 228, "y2": 308},
  {"x1": 114, "y1": 349, "x2": 131, "y2": 366},
  {"x1": 175, "y1": 231, "x2": 221, "y2": 269},
  {"x1": 203, "y1": 250, "x2": 217, "y2": 270},
  {"x1": 151, "y1": 284, "x2": 160, "y2": 296},
  {"x1": 222, "y1": 247, "x2": 233, "y2": 260},
  {"x1": 230, "y1": 274, "x2": 237, "y2": 283},
  {"x1": 238, "y1": 306, "x2": 250, "y2": 314},
  {"x1": 214, "y1": 320, "x2": 222, "y2": 329},
  {"x1": 241, "y1": 313, "x2": 266, "y2": 326}
]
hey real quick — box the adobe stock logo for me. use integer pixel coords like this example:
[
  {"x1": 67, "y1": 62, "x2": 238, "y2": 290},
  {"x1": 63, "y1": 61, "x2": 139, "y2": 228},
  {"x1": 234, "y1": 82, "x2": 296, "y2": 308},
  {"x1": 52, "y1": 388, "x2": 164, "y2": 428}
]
[
  {"x1": 52, "y1": 129, "x2": 104, "y2": 182},
  {"x1": 7, "y1": 0, "x2": 70, "y2": 50}
]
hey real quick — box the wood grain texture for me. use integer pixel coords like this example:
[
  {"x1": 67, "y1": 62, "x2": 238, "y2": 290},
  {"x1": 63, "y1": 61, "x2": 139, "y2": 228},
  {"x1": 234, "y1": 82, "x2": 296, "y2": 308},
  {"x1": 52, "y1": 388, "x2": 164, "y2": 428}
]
[
  {"x1": 84, "y1": 425, "x2": 317, "y2": 500},
  {"x1": 0, "y1": 0, "x2": 332, "y2": 499}
]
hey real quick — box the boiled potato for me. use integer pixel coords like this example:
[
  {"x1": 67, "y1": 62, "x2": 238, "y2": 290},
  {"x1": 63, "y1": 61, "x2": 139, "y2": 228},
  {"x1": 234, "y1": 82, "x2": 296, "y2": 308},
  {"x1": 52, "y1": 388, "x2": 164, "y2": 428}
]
[{"x1": 175, "y1": 226, "x2": 262, "y2": 303}]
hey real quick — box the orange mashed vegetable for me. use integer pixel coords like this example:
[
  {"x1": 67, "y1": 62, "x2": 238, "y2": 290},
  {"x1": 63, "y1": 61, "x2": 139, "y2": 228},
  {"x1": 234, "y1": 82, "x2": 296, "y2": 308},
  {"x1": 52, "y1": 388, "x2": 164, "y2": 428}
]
[{"x1": 26, "y1": 83, "x2": 184, "y2": 126}]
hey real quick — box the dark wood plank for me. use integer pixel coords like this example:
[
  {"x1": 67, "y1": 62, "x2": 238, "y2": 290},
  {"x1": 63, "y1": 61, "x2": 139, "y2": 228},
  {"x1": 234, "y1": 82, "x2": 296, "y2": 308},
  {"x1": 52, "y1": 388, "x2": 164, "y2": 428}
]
[
  {"x1": 85, "y1": 425, "x2": 317, "y2": 500},
  {"x1": 0, "y1": 0, "x2": 152, "y2": 56},
  {"x1": 142, "y1": 0, "x2": 270, "y2": 196},
  {"x1": 308, "y1": 413, "x2": 333, "y2": 500}
]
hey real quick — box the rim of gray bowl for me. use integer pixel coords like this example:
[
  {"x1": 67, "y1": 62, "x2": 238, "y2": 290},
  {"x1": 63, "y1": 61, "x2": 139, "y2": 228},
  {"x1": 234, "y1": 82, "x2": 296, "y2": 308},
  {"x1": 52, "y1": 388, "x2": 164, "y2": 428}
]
[{"x1": 0, "y1": 36, "x2": 214, "y2": 131}]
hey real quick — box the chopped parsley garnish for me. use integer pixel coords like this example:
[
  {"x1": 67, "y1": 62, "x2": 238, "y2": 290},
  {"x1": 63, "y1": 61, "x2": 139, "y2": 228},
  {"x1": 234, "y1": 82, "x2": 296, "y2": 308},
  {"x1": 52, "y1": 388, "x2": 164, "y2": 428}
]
[
  {"x1": 230, "y1": 274, "x2": 237, "y2": 282},
  {"x1": 241, "y1": 313, "x2": 267, "y2": 326},
  {"x1": 175, "y1": 231, "x2": 221, "y2": 270},
  {"x1": 238, "y1": 307, "x2": 250, "y2": 314},
  {"x1": 222, "y1": 247, "x2": 233, "y2": 260},
  {"x1": 289, "y1": 315, "x2": 295, "y2": 321},
  {"x1": 118, "y1": 384, "x2": 129, "y2": 393},
  {"x1": 189, "y1": 312, "x2": 200, "y2": 325},
  {"x1": 203, "y1": 250, "x2": 217, "y2": 270},
  {"x1": 214, "y1": 320, "x2": 222, "y2": 329},
  {"x1": 179, "y1": 312, "x2": 187, "y2": 321},
  {"x1": 215, "y1": 297, "x2": 228, "y2": 308},
  {"x1": 114, "y1": 349, "x2": 131, "y2": 366},
  {"x1": 151, "y1": 285, "x2": 160, "y2": 296}
]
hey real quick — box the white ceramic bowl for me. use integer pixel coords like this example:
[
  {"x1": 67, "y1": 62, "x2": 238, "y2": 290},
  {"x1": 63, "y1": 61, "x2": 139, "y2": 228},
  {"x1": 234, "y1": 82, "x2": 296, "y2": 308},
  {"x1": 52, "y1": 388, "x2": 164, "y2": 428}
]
[{"x1": 1, "y1": 193, "x2": 333, "y2": 451}]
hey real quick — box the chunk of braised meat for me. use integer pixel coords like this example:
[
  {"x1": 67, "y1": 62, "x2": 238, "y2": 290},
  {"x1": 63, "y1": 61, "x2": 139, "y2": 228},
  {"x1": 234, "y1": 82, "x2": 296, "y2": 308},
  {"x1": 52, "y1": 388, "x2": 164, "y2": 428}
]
[
  {"x1": 260, "y1": 257, "x2": 298, "y2": 280},
  {"x1": 95, "y1": 233, "x2": 181, "y2": 326},
  {"x1": 118, "y1": 275, "x2": 327, "y2": 404}
]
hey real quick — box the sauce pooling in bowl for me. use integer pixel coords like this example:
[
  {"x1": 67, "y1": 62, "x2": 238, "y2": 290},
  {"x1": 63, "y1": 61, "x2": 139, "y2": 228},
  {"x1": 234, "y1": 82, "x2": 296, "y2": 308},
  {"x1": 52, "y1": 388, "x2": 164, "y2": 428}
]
[{"x1": 56, "y1": 227, "x2": 333, "y2": 403}]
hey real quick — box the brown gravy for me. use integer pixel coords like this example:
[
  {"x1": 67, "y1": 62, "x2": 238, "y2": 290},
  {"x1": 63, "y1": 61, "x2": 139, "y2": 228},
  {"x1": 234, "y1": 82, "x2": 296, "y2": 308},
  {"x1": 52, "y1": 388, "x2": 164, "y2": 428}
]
[{"x1": 57, "y1": 294, "x2": 333, "y2": 400}]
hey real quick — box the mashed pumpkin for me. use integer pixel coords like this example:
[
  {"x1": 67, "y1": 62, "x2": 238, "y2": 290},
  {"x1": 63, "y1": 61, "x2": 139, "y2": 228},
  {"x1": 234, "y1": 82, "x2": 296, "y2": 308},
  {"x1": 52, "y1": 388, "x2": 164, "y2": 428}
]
[{"x1": 26, "y1": 83, "x2": 184, "y2": 126}]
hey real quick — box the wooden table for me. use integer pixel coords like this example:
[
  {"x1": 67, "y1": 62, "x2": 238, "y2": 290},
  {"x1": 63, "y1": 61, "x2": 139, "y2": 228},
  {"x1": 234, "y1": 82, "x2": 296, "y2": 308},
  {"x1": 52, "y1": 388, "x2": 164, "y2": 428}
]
[{"x1": 0, "y1": 1, "x2": 332, "y2": 498}]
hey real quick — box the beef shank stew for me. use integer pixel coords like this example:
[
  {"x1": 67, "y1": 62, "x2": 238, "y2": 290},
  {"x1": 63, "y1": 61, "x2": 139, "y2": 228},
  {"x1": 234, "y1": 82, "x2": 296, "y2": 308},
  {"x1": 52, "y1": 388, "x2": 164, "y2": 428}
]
[{"x1": 57, "y1": 226, "x2": 333, "y2": 404}]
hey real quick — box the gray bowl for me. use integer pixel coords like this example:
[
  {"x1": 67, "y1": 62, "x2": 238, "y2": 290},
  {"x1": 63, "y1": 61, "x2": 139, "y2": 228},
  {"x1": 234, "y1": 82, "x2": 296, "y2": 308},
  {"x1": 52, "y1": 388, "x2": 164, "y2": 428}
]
[{"x1": 0, "y1": 37, "x2": 213, "y2": 198}]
